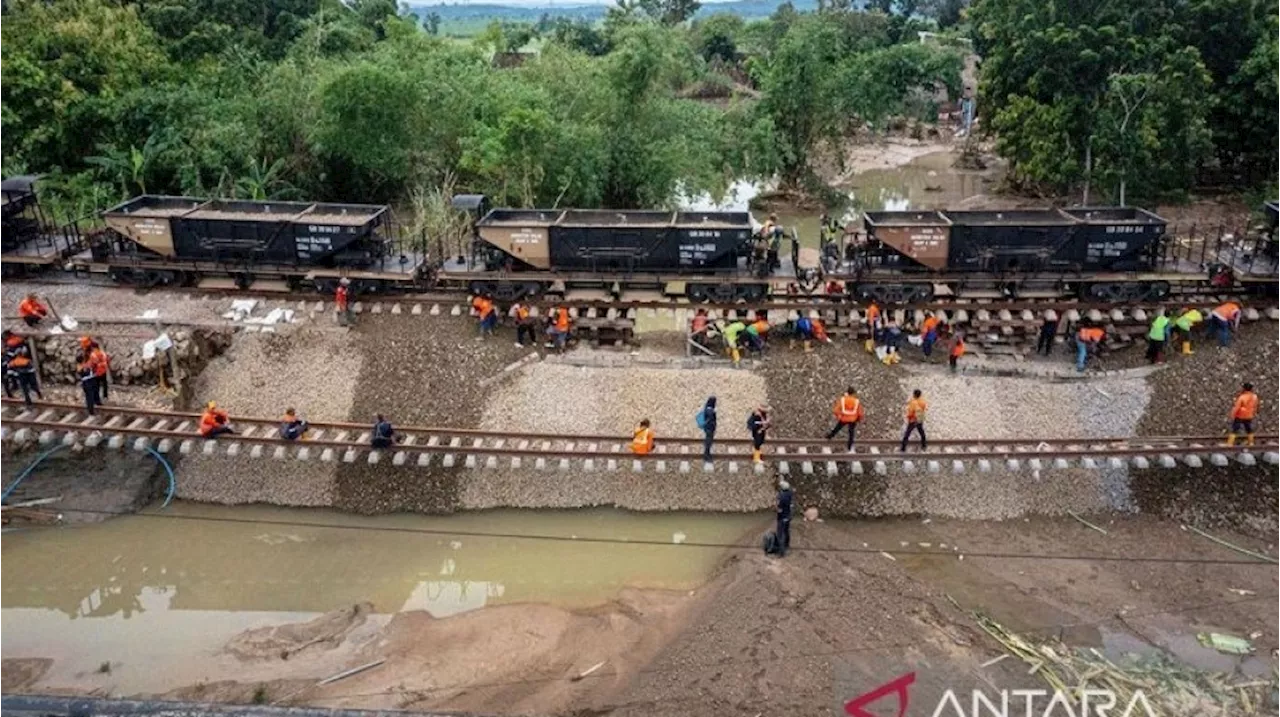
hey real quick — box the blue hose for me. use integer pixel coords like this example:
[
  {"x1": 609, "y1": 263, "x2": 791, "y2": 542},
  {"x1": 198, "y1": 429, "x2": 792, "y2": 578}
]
[
  {"x1": 146, "y1": 446, "x2": 177, "y2": 509},
  {"x1": 2, "y1": 444, "x2": 177, "y2": 510},
  {"x1": 1, "y1": 445, "x2": 66, "y2": 503}
]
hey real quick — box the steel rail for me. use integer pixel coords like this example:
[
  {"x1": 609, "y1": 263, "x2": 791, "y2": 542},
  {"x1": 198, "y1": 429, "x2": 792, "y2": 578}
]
[{"x1": 1, "y1": 400, "x2": 1262, "y2": 450}]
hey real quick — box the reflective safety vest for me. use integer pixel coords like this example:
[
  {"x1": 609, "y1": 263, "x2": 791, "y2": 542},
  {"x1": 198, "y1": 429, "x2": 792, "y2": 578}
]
[
  {"x1": 833, "y1": 395, "x2": 864, "y2": 424},
  {"x1": 631, "y1": 427, "x2": 655, "y2": 455},
  {"x1": 89, "y1": 346, "x2": 110, "y2": 377},
  {"x1": 1174, "y1": 309, "x2": 1202, "y2": 332},
  {"x1": 18, "y1": 298, "x2": 46, "y2": 319},
  {"x1": 199, "y1": 408, "x2": 229, "y2": 436},
  {"x1": 335, "y1": 286, "x2": 349, "y2": 309},
  {"x1": 1213, "y1": 302, "x2": 1241, "y2": 323},
  {"x1": 950, "y1": 338, "x2": 966, "y2": 358},
  {"x1": 1233, "y1": 391, "x2": 1259, "y2": 420},
  {"x1": 1147, "y1": 315, "x2": 1171, "y2": 341},
  {"x1": 555, "y1": 308, "x2": 570, "y2": 332},
  {"x1": 866, "y1": 305, "x2": 880, "y2": 325},
  {"x1": 905, "y1": 398, "x2": 927, "y2": 423},
  {"x1": 1078, "y1": 327, "x2": 1104, "y2": 343},
  {"x1": 749, "y1": 320, "x2": 769, "y2": 335},
  {"x1": 920, "y1": 316, "x2": 940, "y2": 337},
  {"x1": 514, "y1": 305, "x2": 530, "y2": 321}
]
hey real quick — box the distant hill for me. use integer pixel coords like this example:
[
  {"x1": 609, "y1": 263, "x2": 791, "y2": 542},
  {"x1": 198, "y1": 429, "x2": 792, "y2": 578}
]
[{"x1": 408, "y1": 0, "x2": 821, "y2": 29}]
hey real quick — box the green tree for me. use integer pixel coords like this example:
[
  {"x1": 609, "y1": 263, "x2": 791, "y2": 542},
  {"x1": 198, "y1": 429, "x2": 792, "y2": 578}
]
[
  {"x1": 693, "y1": 13, "x2": 744, "y2": 62},
  {"x1": 639, "y1": 0, "x2": 702, "y2": 26}
]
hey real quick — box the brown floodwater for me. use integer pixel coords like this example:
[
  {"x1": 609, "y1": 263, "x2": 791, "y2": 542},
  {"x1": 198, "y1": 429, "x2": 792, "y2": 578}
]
[{"x1": 2, "y1": 502, "x2": 761, "y2": 693}]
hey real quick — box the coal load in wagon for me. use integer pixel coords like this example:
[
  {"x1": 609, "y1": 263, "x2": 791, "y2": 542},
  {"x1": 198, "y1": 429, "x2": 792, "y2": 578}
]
[{"x1": 547, "y1": 210, "x2": 752, "y2": 273}]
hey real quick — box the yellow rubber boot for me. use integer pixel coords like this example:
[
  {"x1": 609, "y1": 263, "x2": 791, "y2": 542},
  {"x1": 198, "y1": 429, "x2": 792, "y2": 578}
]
[
  {"x1": 1226, "y1": 433, "x2": 1237, "y2": 446},
  {"x1": 803, "y1": 340, "x2": 813, "y2": 353},
  {"x1": 752, "y1": 449, "x2": 762, "y2": 464},
  {"x1": 864, "y1": 339, "x2": 874, "y2": 353},
  {"x1": 1247, "y1": 434, "x2": 1256, "y2": 447},
  {"x1": 1182, "y1": 341, "x2": 1193, "y2": 355}
]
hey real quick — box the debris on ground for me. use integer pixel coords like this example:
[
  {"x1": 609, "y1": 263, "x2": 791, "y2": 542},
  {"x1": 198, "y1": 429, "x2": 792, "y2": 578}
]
[{"x1": 978, "y1": 614, "x2": 1276, "y2": 716}]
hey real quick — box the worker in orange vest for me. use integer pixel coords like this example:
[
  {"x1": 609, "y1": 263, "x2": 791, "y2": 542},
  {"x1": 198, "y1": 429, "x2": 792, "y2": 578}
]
[
  {"x1": 199, "y1": 401, "x2": 234, "y2": 438},
  {"x1": 948, "y1": 333, "x2": 966, "y2": 373},
  {"x1": 919, "y1": 311, "x2": 941, "y2": 357},
  {"x1": 1209, "y1": 301, "x2": 1242, "y2": 348},
  {"x1": 334, "y1": 278, "x2": 352, "y2": 326},
  {"x1": 546, "y1": 306, "x2": 571, "y2": 351},
  {"x1": 85, "y1": 337, "x2": 110, "y2": 402},
  {"x1": 900, "y1": 389, "x2": 927, "y2": 452},
  {"x1": 280, "y1": 407, "x2": 309, "y2": 440},
  {"x1": 826, "y1": 387, "x2": 865, "y2": 451},
  {"x1": 631, "y1": 419, "x2": 655, "y2": 455},
  {"x1": 18, "y1": 294, "x2": 48, "y2": 327},
  {"x1": 1227, "y1": 382, "x2": 1260, "y2": 446},
  {"x1": 2, "y1": 330, "x2": 42, "y2": 406},
  {"x1": 864, "y1": 302, "x2": 882, "y2": 353},
  {"x1": 471, "y1": 293, "x2": 498, "y2": 338},
  {"x1": 1075, "y1": 324, "x2": 1105, "y2": 372},
  {"x1": 510, "y1": 301, "x2": 536, "y2": 348}
]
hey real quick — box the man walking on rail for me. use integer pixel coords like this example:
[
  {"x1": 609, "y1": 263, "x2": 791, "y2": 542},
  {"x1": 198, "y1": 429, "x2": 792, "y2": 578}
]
[
  {"x1": 697, "y1": 397, "x2": 717, "y2": 464},
  {"x1": 900, "y1": 389, "x2": 927, "y2": 452},
  {"x1": 1146, "y1": 309, "x2": 1171, "y2": 364},
  {"x1": 632, "y1": 419, "x2": 655, "y2": 455},
  {"x1": 748, "y1": 405, "x2": 771, "y2": 464},
  {"x1": 826, "y1": 387, "x2": 865, "y2": 452},
  {"x1": 1209, "y1": 301, "x2": 1242, "y2": 347},
  {"x1": 1227, "y1": 382, "x2": 1259, "y2": 447},
  {"x1": 18, "y1": 294, "x2": 48, "y2": 328}
]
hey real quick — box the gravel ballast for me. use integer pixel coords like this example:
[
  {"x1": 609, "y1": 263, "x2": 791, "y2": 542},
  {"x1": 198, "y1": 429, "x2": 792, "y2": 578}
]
[{"x1": 174, "y1": 328, "x2": 362, "y2": 507}]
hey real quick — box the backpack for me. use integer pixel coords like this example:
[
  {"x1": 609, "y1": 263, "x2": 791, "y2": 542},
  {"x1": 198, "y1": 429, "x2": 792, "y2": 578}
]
[
  {"x1": 796, "y1": 316, "x2": 812, "y2": 334},
  {"x1": 695, "y1": 409, "x2": 707, "y2": 430}
]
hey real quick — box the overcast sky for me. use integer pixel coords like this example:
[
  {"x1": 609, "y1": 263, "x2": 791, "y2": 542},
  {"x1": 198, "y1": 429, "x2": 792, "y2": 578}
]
[{"x1": 409, "y1": 0, "x2": 746, "y2": 6}]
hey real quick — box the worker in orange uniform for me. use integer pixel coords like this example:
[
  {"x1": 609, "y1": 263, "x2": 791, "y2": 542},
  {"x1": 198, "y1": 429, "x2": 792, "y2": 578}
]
[
  {"x1": 510, "y1": 301, "x2": 536, "y2": 348},
  {"x1": 1209, "y1": 301, "x2": 1242, "y2": 348},
  {"x1": 1227, "y1": 382, "x2": 1259, "y2": 447},
  {"x1": 546, "y1": 306, "x2": 571, "y2": 351},
  {"x1": 280, "y1": 408, "x2": 309, "y2": 440},
  {"x1": 745, "y1": 316, "x2": 770, "y2": 354},
  {"x1": 1075, "y1": 324, "x2": 1105, "y2": 372},
  {"x1": 900, "y1": 389, "x2": 927, "y2": 452},
  {"x1": 86, "y1": 338, "x2": 111, "y2": 402},
  {"x1": 3, "y1": 330, "x2": 42, "y2": 407},
  {"x1": 631, "y1": 419, "x2": 655, "y2": 455},
  {"x1": 471, "y1": 293, "x2": 497, "y2": 338},
  {"x1": 826, "y1": 387, "x2": 865, "y2": 451},
  {"x1": 76, "y1": 349, "x2": 99, "y2": 416},
  {"x1": 199, "y1": 401, "x2": 234, "y2": 438},
  {"x1": 919, "y1": 311, "x2": 941, "y2": 357},
  {"x1": 948, "y1": 333, "x2": 966, "y2": 373},
  {"x1": 18, "y1": 294, "x2": 48, "y2": 327},
  {"x1": 864, "y1": 301, "x2": 882, "y2": 353},
  {"x1": 334, "y1": 278, "x2": 352, "y2": 326}
]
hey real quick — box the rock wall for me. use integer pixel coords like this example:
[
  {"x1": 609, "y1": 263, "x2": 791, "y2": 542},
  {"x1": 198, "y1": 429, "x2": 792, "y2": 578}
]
[{"x1": 28, "y1": 329, "x2": 233, "y2": 394}]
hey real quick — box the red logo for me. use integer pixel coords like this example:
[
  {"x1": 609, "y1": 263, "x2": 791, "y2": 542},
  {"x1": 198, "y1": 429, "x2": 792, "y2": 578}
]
[{"x1": 844, "y1": 671, "x2": 916, "y2": 717}]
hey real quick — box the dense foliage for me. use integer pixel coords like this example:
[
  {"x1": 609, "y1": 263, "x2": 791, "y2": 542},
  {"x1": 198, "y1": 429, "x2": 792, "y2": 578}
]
[
  {"x1": 971, "y1": 0, "x2": 1278, "y2": 201},
  {"x1": 1, "y1": 0, "x2": 963, "y2": 222}
]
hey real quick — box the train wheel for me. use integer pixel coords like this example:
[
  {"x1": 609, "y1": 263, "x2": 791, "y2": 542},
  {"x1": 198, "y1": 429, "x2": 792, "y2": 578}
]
[
  {"x1": 735, "y1": 284, "x2": 768, "y2": 302},
  {"x1": 854, "y1": 283, "x2": 934, "y2": 304},
  {"x1": 686, "y1": 284, "x2": 708, "y2": 302},
  {"x1": 1085, "y1": 282, "x2": 1170, "y2": 302}
]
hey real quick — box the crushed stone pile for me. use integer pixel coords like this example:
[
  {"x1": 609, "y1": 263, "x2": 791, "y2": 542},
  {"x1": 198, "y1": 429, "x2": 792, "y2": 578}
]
[{"x1": 174, "y1": 328, "x2": 362, "y2": 507}]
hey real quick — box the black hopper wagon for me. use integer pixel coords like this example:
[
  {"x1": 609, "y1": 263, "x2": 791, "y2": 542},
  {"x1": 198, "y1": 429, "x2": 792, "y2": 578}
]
[
  {"x1": 1, "y1": 175, "x2": 88, "y2": 277},
  {"x1": 439, "y1": 195, "x2": 763, "y2": 301},
  {"x1": 853, "y1": 206, "x2": 1275, "y2": 303},
  {"x1": 77, "y1": 196, "x2": 425, "y2": 292}
]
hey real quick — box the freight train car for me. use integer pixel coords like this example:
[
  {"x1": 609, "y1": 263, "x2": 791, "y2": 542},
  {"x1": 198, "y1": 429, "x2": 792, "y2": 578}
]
[
  {"x1": 0, "y1": 175, "x2": 86, "y2": 276},
  {"x1": 443, "y1": 197, "x2": 762, "y2": 301},
  {"x1": 859, "y1": 207, "x2": 1172, "y2": 302},
  {"x1": 75, "y1": 196, "x2": 424, "y2": 291}
]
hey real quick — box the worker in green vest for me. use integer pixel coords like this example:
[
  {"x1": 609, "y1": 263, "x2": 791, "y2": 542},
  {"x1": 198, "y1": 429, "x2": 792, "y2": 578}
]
[
  {"x1": 1145, "y1": 309, "x2": 1172, "y2": 364},
  {"x1": 1173, "y1": 307, "x2": 1203, "y2": 355}
]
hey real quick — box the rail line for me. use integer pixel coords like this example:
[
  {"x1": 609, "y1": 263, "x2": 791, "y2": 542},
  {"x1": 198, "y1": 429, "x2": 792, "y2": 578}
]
[{"x1": 3, "y1": 400, "x2": 1275, "y2": 477}]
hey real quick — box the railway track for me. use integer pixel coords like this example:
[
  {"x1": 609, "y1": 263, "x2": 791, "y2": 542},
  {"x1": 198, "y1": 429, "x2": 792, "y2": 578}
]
[{"x1": 3, "y1": 400, "x2": 1276, "y2": 478}]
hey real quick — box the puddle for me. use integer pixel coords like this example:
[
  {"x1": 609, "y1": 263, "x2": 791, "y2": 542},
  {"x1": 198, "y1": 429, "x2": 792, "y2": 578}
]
[
  {"x1": 680, "y1": 150, "x2": 1003, "y2": 248},
  {"x1": 2, "y1": 502, "x2": 761, "y2": 692}
]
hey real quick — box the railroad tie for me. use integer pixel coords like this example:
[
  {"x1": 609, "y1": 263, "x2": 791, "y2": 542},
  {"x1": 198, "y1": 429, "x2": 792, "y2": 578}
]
[
  {"x1": 1065, "y1": 309, "x2": 1081, "y2": 322},
  {"x1": 776, "y1": 446, "x2": 789, "y2": 475},
  {"x1": 353, "y1": 302, "x2": 364, "y2": 314},
  {"x1": 797, "y1": 447, "x2": 812, "y2": 475},
  {"x1": 179, "y1": 439, "x2": 195, "y2": 455},
  {"x1": 822, "y1": 446, "x2": 837, "y2": 474},
  {"x1": 753, "y1": 462, "x2": 765, "y2": 474},
  {"x1": 343, "y1": 448, "x2": 358, "y2": 463},
  {"x1": 632, "y1": 460, "x2": 643, "y2": 472},
  {"x1": 1209, "y1": 453, "x2": 1229, "y2": 467},
  {"x1": 250, "y1": 445, "x2": 264, "y2": 459},
  {"x1": 1264, "y1": 452, "x2": 1280, "y2": 465},
  {"x1": 850, "y1": 460, "x2": 865, "y2": 475},
  {"x1": 1132, "y1": 308, "x2": 1147, "y2": 322},
  {"x1": 1236, "y1": 452, "x2": 1256, "y2": 466},
  {"x1": 1158, "y1": 454, "x2": 1177, "y2": 468},
  {"x1": 61, "y1": 431, "x2": 79, "y2": 447},
  {"x1": 1109, "y1": 309, "x2": 1125, "y2": 323},
  {"x1": 1244, "y1": 307, "x2": 1260, "y2": 321},
  {"x1": 132, "y1": 437, "x2": 151, "y2": 452},
  {"x1": 425, "y1": 304, "x2": 436, "y2": 315},
  {"x1": 38, "y1": 430, "x2": 56, "y2": 446},
  {"x1": 368, "y1": 451, "x2": 382, "y2": 464},
  {"x1": 371, "y1": 302, "x2": 383, "y2": 314},
  {"x1": 464, "y1": 454, "x2": 477, "y2": 469},
  {"x1": 870, "y1": 446, "x2": 887, "y2": 476},
  {"x1": 273, "y1": 445, "x2": 288, "y2": 460},
  {"x1": 297, "y1": 447, "x2": 311, "y2": 461},
  {"x1": 655, "y1": 459, "x2": 667, "y2": 473},
  {"x1": 1020, "y1": 309, "x2": 1035, "y2": 322},
  {"x1": 1107, "y1": 456, "x2": 1125, "y2": 469},
  {"x1": 1130, "y1": 456, "x2": 1150, "y2": 469},
  {"x1": 103, "y1": 428, "x2": 125, "y2": 448},
  {"x1": 927, "y1": 460, "x2": 941, "y2": 474},
  {"x1": 1053, "y1": 457, "x2": 1070, "y2": 470},
  {"x1": 728, "y1": 461, "x2": 739, "y2": 474},
  {"x1": 1266, "y1": 307, "x2": 1279, "y2": 321},
  {"x1": 202, "y1": 440, "x2": 217, "y2": 455},
  {"x1": 321, "y1": 448, "x2": 335, "y2": 462},
  {"x1": 902, "y1": 460, "x2": 916, "y2": 473},
  {"x1": 450, "y1": 305, "x2": 461, "y2": 316}
]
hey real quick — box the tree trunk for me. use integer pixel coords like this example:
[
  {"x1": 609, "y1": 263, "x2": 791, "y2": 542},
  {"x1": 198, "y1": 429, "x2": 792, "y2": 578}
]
[
  {"x1": 1119, "y1": 178, "x2": 1126, "y2": 207},
  {"x1": 1083, "y1": 140, "x2": 1092, "y2": 206}
]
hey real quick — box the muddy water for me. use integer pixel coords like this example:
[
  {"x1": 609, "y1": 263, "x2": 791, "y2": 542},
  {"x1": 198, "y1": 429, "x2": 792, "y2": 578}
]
[
  {"x1": 683, "y1": 150, "x2": 1002, "y2": 247},
  {"x1": 2, "y1": 502, "x2": 761, "y2": 693}
]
